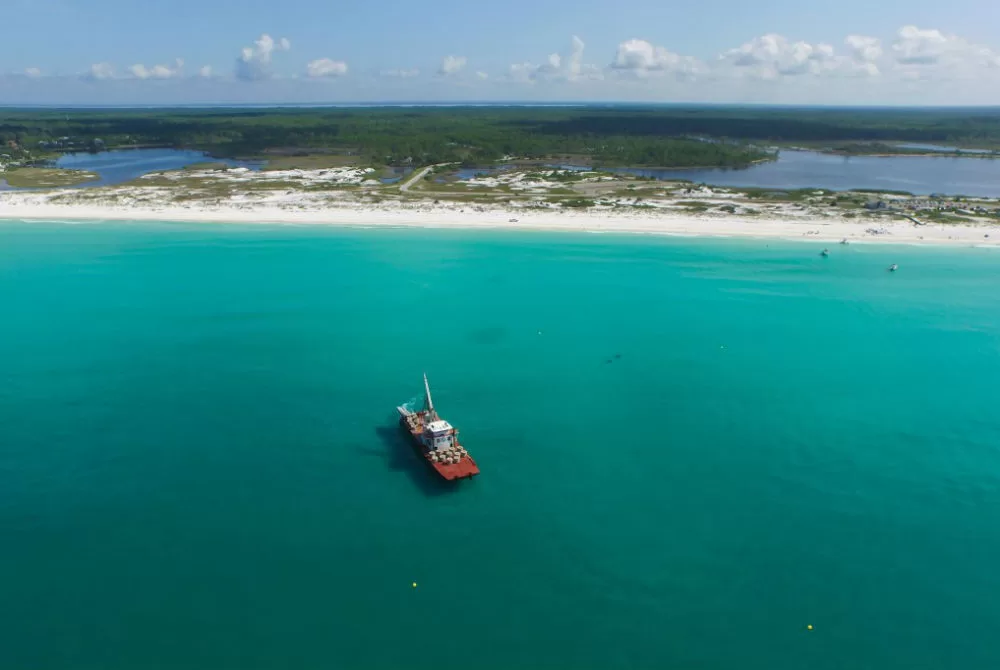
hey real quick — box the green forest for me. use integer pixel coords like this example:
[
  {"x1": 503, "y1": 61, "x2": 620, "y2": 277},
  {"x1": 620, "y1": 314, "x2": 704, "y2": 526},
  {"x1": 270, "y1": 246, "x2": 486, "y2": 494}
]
[{"x1": 4, "y1": 106, "x2": 1000, "y2": 168}]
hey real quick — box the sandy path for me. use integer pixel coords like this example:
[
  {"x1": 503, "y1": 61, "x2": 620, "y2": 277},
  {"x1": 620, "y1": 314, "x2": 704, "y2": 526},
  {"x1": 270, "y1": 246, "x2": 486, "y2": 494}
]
[{"x1": 399, "y1": 165, "x2": 438, "y2": 193}]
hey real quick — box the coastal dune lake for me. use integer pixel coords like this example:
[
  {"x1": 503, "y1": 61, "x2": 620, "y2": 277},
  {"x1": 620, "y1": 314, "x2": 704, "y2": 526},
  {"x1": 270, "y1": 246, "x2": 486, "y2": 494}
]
[
  {"x1": 7, "y1": 145, "x2": 1000, "y2": 196},
  {"x1": 499, "y1": 149, "x2": 1000, "y2": 197},
  {"x1": 658, "y1": 149, "x2": 1000, "y2": 197},
  {"x1": 54, "y1": 149, "x2": 258, "y2": 186},
  {"x1": 1, "y1": 222, "x2": 999, "y2": 669}
]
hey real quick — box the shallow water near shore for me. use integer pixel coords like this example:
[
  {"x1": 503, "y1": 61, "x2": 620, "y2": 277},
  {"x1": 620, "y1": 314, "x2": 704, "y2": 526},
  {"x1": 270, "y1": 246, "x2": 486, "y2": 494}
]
[{"x1": 1, "y1": 221, "x2": 999, "y2": 669}]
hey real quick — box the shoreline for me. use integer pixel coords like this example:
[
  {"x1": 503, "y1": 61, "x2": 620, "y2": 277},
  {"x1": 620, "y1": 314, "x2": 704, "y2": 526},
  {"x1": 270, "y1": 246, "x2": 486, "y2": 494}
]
[
  {"x1": 823, "y1": 151, "x2": 1000, "y2": 159},
  {"x1": 2, "y1": 199, "x2": 998, "y2": 247}
]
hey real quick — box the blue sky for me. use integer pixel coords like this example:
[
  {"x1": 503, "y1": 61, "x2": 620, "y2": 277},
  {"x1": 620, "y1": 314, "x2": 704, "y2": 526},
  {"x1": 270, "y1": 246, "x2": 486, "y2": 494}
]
[{"x1": 3, "y1": 0, "x2": 1000, "y2": 104}]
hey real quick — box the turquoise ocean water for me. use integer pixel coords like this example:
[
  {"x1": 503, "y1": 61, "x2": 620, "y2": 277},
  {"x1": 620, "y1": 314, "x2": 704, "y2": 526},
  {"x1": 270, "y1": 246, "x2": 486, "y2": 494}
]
[{"x1": 1, "y1": 221, "x2": 999, "y2": 669}]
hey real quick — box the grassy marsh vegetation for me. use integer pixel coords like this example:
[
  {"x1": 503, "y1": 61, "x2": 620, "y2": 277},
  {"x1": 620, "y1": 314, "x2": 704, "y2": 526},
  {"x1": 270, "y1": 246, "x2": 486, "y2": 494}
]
[{"x1": 2, "y1": 167, "x2": 98, "y2": 188}]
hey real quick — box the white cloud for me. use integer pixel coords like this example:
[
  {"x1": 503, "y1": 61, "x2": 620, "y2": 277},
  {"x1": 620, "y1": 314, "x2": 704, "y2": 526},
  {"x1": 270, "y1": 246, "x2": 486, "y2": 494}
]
[
  {"x1": 381, "y1": 68, "x2": 420, "y2": 78},
  {"x1": 475, "y1": 71, "x2": 489, "y2": 80},
  {"x1": 568, "y1": 35, "x2": 585, "y2": 80},
  {"x1": 439, "y1": 55, "x2": 467, "y2": 76},
  {"x1": 846, "y1": 35, "x2": 883, "y2": 63},
  {"x1": 85, "y1": 62, "x2": 115, "y2": 80},
  {"x1": 307, "y1": 58, "x2": 348, "y2": 78},
  {"x1": 199, "y1": 65, "x2": 213, "y2": 78},
  {"x1": 846, "y1": 61, "x2": 880, "y2": 78},
  {"x1": 236, "y1": 33, "x2": 291, "y2": 81},
  {"x1": 507, "y1": 56, "x2": 553, "y2": 83},
  {"x1": 24, "y1": 67, "x2": 41, "y2": 78},
  {"x1": 508, "y1": 36, "x2": 603, "y2": 83},
  {"x1": 843, "y1": 36, "x2": 883, "y2": 76},
  {"x1": 892, "y1": 25, "x2": 1000, "y2": 69},
  {"x1": 507, "y1": 62, "x2": 539, "y2": 83},
  {"x1": 129, "y1": 59, "x2": 184, "y2": 80},
  {"x1": 612, "y1": 39, "x2": 703, "y2": 78},
  {"x1": 719, "y1": 34, "x2": 837, "y2": 78},
  {"x1": 893, "y1": 26, "x2": 951, "y2": 65}
]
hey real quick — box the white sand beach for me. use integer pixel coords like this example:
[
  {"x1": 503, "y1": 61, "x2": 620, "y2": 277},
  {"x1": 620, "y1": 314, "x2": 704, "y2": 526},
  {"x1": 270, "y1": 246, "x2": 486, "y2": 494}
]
[{"x1": 1, "y1": 188, "x2": 998, "y2": 246}]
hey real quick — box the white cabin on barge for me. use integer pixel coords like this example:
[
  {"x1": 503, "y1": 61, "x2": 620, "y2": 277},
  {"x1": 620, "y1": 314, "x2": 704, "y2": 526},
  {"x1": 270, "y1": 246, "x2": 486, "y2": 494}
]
[{"x1": 423, "y1": 420, "x2": 456, "y2": 451}]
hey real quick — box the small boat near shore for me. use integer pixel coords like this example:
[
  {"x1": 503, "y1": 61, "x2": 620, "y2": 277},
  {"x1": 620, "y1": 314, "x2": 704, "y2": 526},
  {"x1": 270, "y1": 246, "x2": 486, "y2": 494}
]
[{"x1": 396, "y1": 375, "x2": 479, "y2": 482}]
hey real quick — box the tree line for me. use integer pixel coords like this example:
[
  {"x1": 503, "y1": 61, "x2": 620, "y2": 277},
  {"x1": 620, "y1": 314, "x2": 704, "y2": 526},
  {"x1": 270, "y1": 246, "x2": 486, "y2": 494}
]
[{"x1": 3, "y1": 106, "x2": 1000, "y2": 168}]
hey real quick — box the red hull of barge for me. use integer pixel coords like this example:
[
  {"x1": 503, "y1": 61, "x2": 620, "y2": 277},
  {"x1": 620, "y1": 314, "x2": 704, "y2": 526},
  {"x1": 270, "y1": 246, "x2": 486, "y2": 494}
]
[{"x1": 399, "y1": 416, "x2": 479, "y2": 481}]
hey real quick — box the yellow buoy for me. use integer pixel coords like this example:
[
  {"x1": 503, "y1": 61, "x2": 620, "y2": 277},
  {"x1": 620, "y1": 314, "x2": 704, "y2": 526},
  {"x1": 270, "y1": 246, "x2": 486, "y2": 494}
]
[
  {"x1": 412, "y1": 582, "x2": 418, "y2": 588},
  {"x1": 807, "y1": 624, "x2": 813, "y2": 630}
]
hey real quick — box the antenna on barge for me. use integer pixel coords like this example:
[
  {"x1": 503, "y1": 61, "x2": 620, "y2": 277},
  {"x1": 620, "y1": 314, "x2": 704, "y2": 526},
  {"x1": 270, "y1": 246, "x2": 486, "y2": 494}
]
[{"x1": 423, "y1": 373, "x2": 438, "y2": 420}]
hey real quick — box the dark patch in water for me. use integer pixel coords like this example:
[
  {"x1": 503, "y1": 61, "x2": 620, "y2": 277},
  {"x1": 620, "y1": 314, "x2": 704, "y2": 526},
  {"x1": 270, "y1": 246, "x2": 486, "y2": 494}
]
[{"x1": 467, "y1": 326, "x2": 508, "y2": 345}]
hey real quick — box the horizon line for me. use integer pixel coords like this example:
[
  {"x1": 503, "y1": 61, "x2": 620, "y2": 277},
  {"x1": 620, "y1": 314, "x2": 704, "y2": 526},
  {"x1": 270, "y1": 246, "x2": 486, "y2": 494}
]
[{"x1": 3, "y1": 101, "x2": 1000, "y2": 111}]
